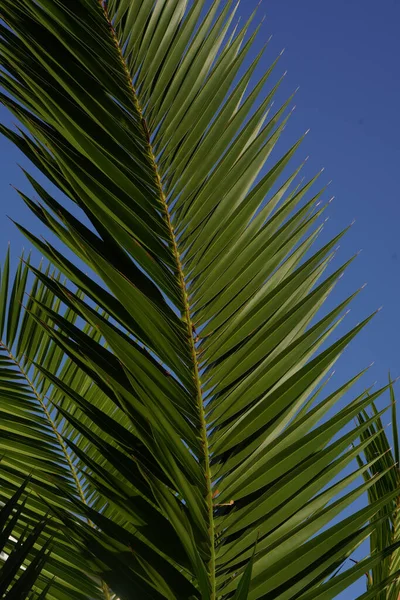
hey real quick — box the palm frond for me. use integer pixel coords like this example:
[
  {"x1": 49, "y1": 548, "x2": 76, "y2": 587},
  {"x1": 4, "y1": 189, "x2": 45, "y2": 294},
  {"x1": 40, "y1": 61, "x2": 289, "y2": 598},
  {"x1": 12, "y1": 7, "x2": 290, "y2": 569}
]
[
  {"x1": 356, "y1": 377, "x2": 400, "y2": 600},
  {"x1": 0, "y1": 251, "x2": 111, "y2": 599},
  {"x1": 0, "y1": 1, "x2": 396, "y2": 599},
  {"x1": 0, "y1": 479, "x2": 51, "y2": 599}
]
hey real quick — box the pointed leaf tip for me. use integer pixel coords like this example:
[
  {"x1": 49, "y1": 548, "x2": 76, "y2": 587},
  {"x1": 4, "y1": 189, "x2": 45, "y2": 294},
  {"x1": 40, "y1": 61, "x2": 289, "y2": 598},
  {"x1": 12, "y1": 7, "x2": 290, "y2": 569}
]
[{"x1": 232, "y1": 539, "x2": 258, "y2": 599}]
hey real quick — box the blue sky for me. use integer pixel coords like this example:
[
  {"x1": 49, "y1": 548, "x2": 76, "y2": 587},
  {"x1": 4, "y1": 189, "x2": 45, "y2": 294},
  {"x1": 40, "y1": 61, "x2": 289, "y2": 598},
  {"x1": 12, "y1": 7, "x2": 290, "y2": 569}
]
[{"x1": 0, "y1": 1, "x2": 399, "y2": 598}]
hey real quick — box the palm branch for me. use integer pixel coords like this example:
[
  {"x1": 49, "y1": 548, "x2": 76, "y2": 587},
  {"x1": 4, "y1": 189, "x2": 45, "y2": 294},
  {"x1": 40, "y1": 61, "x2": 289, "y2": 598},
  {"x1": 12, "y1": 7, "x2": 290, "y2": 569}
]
[
  {"x1": 356, "y1": 378, "x2": 400, "y2": 599},
  {"x1": 0, "y1": 479, "x2": 51, "y2": 599},
  {"x1": 0, "y1": 1, "x2": 398, "y2": 598},
  {"x1": 0, "y1": 250, "x2": 120, "y2": 599}
]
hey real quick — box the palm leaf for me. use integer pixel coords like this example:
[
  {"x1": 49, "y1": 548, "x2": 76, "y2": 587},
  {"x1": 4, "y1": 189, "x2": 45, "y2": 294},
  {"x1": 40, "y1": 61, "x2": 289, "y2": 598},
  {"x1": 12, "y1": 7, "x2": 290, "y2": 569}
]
[
  {"x1": 356, "y1": 377, "x2": 400, "y2": 599},
  {"x1": 0, "y1": 479, "x2": 51, "y2": 599},
  {"x1": 0, "y1": 1, "x2": 396, "y2": 598},
  {"x1": 0, "y1": 251, "x2": 113, "y2": 599}
]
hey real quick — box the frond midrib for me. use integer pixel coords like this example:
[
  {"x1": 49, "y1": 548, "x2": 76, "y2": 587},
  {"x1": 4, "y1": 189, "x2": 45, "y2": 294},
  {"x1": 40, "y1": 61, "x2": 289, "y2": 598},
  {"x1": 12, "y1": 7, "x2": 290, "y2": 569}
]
[{"x1": 100, "y1": 3, "x2": 215, "y2": 596}]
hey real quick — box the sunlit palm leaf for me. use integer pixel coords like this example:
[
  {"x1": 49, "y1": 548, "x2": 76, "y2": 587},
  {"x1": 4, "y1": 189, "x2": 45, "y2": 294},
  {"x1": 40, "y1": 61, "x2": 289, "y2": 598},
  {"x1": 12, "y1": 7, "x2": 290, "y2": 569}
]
[{"x1": 0, "y1": 1, "x2": 397, "y2": 599}]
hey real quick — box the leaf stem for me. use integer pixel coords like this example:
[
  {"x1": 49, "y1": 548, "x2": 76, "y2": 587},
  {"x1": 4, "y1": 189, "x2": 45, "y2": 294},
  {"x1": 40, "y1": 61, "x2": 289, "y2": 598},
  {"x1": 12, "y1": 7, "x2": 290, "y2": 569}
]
[
  {"x1": 161, "y1": 190, "x2": 216, "y2": 597},
  {"x1": 99, "y1": 5, "x2": 216, "y2": 596}
]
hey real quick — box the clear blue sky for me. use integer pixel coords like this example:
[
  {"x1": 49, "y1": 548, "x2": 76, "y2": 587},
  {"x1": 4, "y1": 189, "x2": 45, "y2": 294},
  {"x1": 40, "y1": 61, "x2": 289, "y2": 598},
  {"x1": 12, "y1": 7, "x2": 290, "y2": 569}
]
[{"x1": 0, "y1": 1, "x2": 399, "y2": 598}]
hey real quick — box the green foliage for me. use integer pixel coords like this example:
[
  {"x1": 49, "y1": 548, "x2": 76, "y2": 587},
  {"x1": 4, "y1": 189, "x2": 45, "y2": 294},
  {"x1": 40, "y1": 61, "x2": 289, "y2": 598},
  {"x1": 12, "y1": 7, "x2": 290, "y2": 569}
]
[
  {"x1": 0, "y1": 249, "x2": 119, "y2": 599},
  {"x1": 356, "y1": 378, "x2": 400, "y2": 599},
  {"x1": 0, "y1": 479, "x2": 51, "y2": 599},
  {"x1": 0, "y1": 1, "x2": 398, "y2": 599}
]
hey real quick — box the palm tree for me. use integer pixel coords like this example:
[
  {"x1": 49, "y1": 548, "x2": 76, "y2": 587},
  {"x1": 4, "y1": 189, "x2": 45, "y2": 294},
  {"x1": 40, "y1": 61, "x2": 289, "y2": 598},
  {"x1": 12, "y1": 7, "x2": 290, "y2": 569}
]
[{"x1": 0, "y1": 1, "x2": 399, "y2": 598}]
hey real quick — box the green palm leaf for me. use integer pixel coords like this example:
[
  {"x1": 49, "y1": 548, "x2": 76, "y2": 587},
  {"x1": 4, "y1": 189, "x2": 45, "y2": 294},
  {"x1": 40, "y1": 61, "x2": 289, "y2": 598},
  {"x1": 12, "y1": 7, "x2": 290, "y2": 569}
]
[
  {"x1": 0, "y1": 1, "x2": 397, "y2": 599},
  {"x1": 0, "y1": 479, "x2": 51, "y2": 599},
  {"x1": 0, "y1": 251, "x2": 116, "y2": 599},
  {"x1": 356, "y1": 378, "x2": 400, "y2": 599}
]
